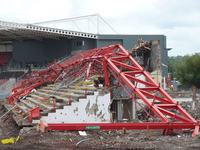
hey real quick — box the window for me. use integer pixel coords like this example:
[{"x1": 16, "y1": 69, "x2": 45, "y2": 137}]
[{"x1": 73, "y1": 40, "x2": 84, "y2": 47}]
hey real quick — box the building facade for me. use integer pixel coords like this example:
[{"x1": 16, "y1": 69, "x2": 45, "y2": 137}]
[{"x1": 0, "y1": 20, "x2": 168, "y2": 78}]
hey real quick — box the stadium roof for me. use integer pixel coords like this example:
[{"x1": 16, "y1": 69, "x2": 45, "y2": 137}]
[{"x1": 0, "y1": 20, "x2": 98, "y2": 41}]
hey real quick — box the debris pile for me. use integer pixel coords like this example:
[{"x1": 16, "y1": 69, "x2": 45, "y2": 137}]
[
  {"x1": 0, "y1": 103, "x2": 20, "y2": 144},
  {"x1": 180, "y1": 94, "x2": 200, "y2": 119}
]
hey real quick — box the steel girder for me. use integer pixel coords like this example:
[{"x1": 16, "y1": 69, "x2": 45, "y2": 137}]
[{"x1": 8, "y1": 44, "x2": 199, "y2": 136}]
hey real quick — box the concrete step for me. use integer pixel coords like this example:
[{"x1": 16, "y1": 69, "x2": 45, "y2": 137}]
[
  {"x1": 32, "y1": 119, "x2": 40, "y2": 124},
  {"x1": 34, "y1": 91, "x2": 73, "y2": 103},
  {"x1": 34, "y1": 91, "x2": 52, "y2": 97},
  {"x1": 29, "y1": 93, "x2": 57, "y2": 107},
  {"x1": 31, "y1": 93, "x2": 69, "y2": 105},
  {"x1": 20, "y1": 99, "x2": 36, "y2": 109},
  {"x1": 47, "y1": 84, "x2": 60, "y2": 88},
  {"x1": 26, "y1": 97, "x2": 54, "y2": 110},
  {"x1": 30, "y1": 93, "x2": 47, "y2": 100},
  {"x1": 43, "y1": 86, "x2": 94, "y2": 95},
  {"x1": 68, "y1": 85, "x2": 97, "y2": 91},
  {"x1": 38, "y1": 88, "x2": 84, "y2": 98},
  {"x1": 15, "y1": 103, "x2": 29, "y2": 114},
  {"x1": 56, "y1": 91, "x2": 85, "y2": 99},
  {"x1": 60, "y1": 88, "x2": 94, "y2": 95}
]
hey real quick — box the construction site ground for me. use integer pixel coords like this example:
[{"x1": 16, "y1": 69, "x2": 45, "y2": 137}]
[{"x1": 1, "y1": 103, "x2": 200, "y2": 150}]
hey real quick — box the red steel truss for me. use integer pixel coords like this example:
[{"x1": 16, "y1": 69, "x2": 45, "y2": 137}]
[{"x1": 8, "y1": 44, "x2": 199, "y2": 136}]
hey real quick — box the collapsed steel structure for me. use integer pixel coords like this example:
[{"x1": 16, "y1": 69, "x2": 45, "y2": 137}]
[{"x1": 8, "y1": 44, "x2": 199, "y2": 136}]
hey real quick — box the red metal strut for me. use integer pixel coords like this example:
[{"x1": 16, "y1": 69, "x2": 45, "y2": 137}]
[{"x1": 8, "y1": 44, "x2": 199, "y2": 136}]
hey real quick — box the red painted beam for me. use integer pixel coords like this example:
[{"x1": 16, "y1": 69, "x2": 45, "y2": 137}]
[
  {"x1": 125, "y1": 74, "x2": 155, "y2": 87},
  {"x1": 139, "y1": 90, "x2": 171, "y2": 104},
  {"x1": 157, "y1": 107, "x2": 192, "y2": 123},
  {"x1": 123, "y1": 70, "x2": 143, "y2": 75},
  {"x1": 42, "y1": 122, "x2": 198, "y2": 131},
  {"x1": 111, "y1": 59, "x2": 140, "y2": 71}
]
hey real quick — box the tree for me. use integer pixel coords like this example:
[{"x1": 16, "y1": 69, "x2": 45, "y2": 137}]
[
  {"x1": 168, "y1": 56, "x2": 187, "y2": 79},
  {"x1": 176, "y1": 54, "x2": 200, "y2": 109}
]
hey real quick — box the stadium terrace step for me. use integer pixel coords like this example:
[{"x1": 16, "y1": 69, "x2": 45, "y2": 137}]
[
  {"x1": 25, "y1": 97, "x2": 54, "y2": 110},
  {"x1": 43, "y1": 86, "x2": 94, "y2": 95},
  {"x1": 29, "y1": 93, "x2": 47, "y2": 101},
  {"x1": 34, "y1": 91, "x2": 75, "y2": 102},
  {"x1": 68, "y1": 85, "x2": 97, "y2": 91},
  {"x1": 5, "y1": 75, "x2": 103, "y2": 127},
  {"x1": 27, "y1": 97, "x2": 64, "y2": 110},
  {"x1": 15, "y1": 103, "x2": 29, "y2": 114},
  {"x1": 29, "y1": 93, "x2": 68, "y2": 108},
  {"x1": 32, "y1": 119, "x2": 40, "y2": 124},
  {"x1": 47, "y1": 84, "x2": 60, "y2": 88},
  {"x1": 20, "y1": 99, "x2": 36, "y2": 109},
  {"x1": 30, "y1": 92, "x2": 71, "y2": 104},
  {"x1": 36, "y1": 89, "x2": 85, "y2": 100}
]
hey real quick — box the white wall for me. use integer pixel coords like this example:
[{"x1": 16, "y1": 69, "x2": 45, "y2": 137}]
[{"x1": 41, "y1": 91, "x2": 112, "y2": 123}]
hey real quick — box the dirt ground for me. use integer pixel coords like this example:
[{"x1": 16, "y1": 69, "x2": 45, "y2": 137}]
[
  {"x1": 1, "y1": 103, "x2": 200, "y2": 150},
  {"x1": 1, "y1": 129, "x2": 200, "y2": 150}
]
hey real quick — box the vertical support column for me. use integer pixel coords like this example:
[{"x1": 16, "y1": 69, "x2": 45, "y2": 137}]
[
  {"x1": 132, "y1": 96, "x2": 136, "y2": 120},
  {"x1": 103, "y1": 60, "x2": 110, "y2": 87},
  {"x1": 132, "y1": 74, "x2": 136, "y2": 120},
  {"x1": 117, "y1": 100, "x2": 123, "y2": 121}
]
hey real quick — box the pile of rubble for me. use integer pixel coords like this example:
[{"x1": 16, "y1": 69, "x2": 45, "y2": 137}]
[
  {"x1": 180, "y1": 93, "x2": 200, "y2": 119},
  {"x1": 0, "y1": 103, "x2": 20, "y2": 140}
]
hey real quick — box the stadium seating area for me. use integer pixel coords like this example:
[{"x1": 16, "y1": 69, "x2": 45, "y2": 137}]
[{"x1": 0, "y1": 52, "x2": 12, "y2": 66}]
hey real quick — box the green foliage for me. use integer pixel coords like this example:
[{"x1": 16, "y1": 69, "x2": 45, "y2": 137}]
[
  {"x1": 176, "y1": 54, "x2": 200, "y2": 88},
  {"x1": 168, "y1": 56, "x2": 184, "y2": 79}
]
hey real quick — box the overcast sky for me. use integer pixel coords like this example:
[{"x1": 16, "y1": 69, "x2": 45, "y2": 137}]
[{"x1": 0, "y1": 0, "x2": 199, "y2": 56}]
